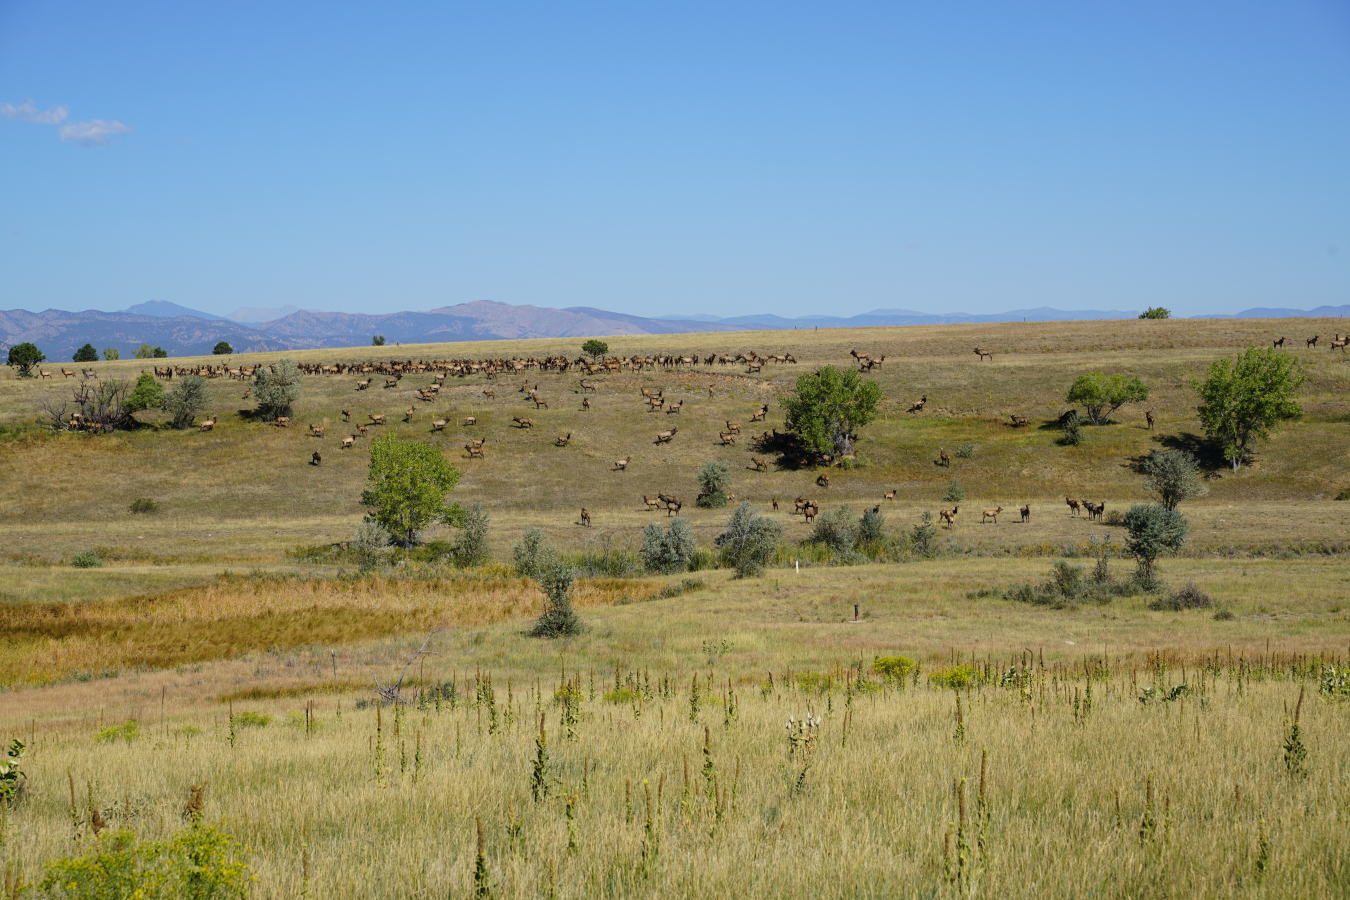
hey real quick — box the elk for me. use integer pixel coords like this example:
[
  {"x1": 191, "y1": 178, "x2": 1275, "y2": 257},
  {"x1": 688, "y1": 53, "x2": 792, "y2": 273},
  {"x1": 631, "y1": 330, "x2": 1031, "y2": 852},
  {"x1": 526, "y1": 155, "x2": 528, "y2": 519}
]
[
  {"x1": 513, "y1": 417, "x2": 533, "y2": 428},
  {"x1": 939, "y1": 505, "x2": 959, "y2": 526},
  {"x1": 658, "y1": 492, "x2": 681, "y2": 508},
  {"x1": 368, "y1": 413, "x2": 386, "y2": 426},
  {"x1": 883, "y1": 490, "x2": 895, "y2": 501},
  {"x1": 342, "y1": 410, "x2": 352, "y2": 421},
  {"x1": 1332, "y1": 336, "x2": 1348, "y2": 352},
  {"x1": 1308, "y1": 335, "x2": 1319, "y2": 349},
  {"x1": 403, "y1": 407, "x2": 415, "y2": 422},
  {"x1": 309, "y1": 424, "x2": 325, "y2": 438},
  {"x1": 655, "y1": 426, "x2": 678, "y2": 444},
  {"x1": 483, "y1": 389, "x2": 495, "y2": 400},
  {"x1": 341, "y1": 435, "x2": 356, "y2": 449},
  {"x1": 275, "y1": 416, "x2": 291, "y2": 427},
  {"x1": 908, "y1": 395, "x2": 927, "y2": 413},
  {"x1": 242, "y1": 389, "x2": 252, "y2": 400},
  {"x1": 665, "y1": 400, "x2": 682, "y2": 414},
  {"x1": 1086, "y1": 501, "x2": 1105, "y2": 521},
  {"x1": 579, "y1": 379, "x2": 597, "y2": 393},
  {"x1": 816, "y1": 473, "x2": 830, "y2": 488},
  {"x1": 463, "y1": 416, "x2": 476, "y2": 427},
  {"x1": 614, "y1": 457, "x2": 631, "y2": 471},
  {"x1": 431, "y1": 419, "x2": 447, "y2": 432},
  {"x1": 666, "y1": 500, "x2": 683, "y2": 517},
  {"x1": 973, "y1": 347, "x2": 994, "y2": 361},
  {"x1": 751, "y1": 457, "x2": 768, "y2": 472},
  {"x1": 356, "y1": 379, "x2": 371, "y2": 390},
  {"x1": 311, "y1": 450, "x2": 322, "y2": 466},
  {"x1": 579, "y1": 508, "x2": 591, "y2": 527},
  {"x1": 725, "y1": 421, "x2": 741, "y2": 434},
  {"x1": 1066, "y1": 497, "x2": 1081, "y2": 517},
  {"x1": 383, "y1": 377, "x2": 400, "y2": 389},
  {"x1": 533, "y1": 397, "x2": 549, "y2": 409},
  {"x1": 464, "y1": 443, "x2": 485, "y2": 459},
  {"x1": 718, "y1": 432, "x2": 737, "y2": 446},
  {"x1": 581, "y1": 397, "x2": 591, "y2": 410},
  {"x1": 38, "y1": 369, "x2": 52, "y2": 379},
  {"x1": 357, "y1": 424, "x2": 369, "y2": 437},
  {"x1": 555, "y1": 432, "x2": 572, "y2": 447},
  {"x1": 751, "y1": 404, "x2": 768, "y2": 422},
  {"x1": 199, "y1": 416, "x2": 217, "y2": 432},
  {"x1": 61, "y1": 368, "x2": 76, "y2": 378},
  {"x1": 803, "y1": 504, "x2": 817, "y2": 524},
  {"x1": 772, "y1": 498, "x2": 779, "y2": 511},
  {"x1": 1009, "y1": 415, "x2": 1028, "y2": 427},
  {"x1": 1145, "y1": 410, "x2": 1155, "y2": 430},
  {"x1": 1019, "y1": 503, "x2": 1031, "y2": 523},
  {"x1": 938, "y1": 449, "x2": 951, "y2": 467},
  {"x1": 1273, "y1": 337, "x2": 1285, "y2": 349},
  {"x1": 982, "y1": 506, "x2": 1003, "y2": 524},
  {"x1": 643, "y1": 495, "x2": 661, "y2": 511}
]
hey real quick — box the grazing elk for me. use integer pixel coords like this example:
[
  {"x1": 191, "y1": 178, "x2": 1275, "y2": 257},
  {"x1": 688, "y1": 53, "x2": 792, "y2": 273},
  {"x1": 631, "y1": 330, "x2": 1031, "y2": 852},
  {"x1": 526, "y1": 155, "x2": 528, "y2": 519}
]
[
  {"x1": 1019, "y1": 503, "x2": 1031, "y2": 523},
  {"x1": 982, "y1": 506, "x2": 1003, "y2": 524},
  {"x1": 1145, "y1": 410, "x2": 1155, "y2": 430},
  {"x1": 1009, "y1": 415, "x2": 1028, "y2": 427},
  {"x1": 1273, "y1": 337, "x2": 1285, "y2": 349},
  {"x1": 751, "y1": 457, "x2": 768, "y2": 472},
  {"x1": 908, "y1": 395, "x2": 927, "y2": 413},
  {"x1": 356, "y1": 379, "x2": 371, "y2": 390},
  {"x1": 1308, "y1": 335, "x2": 1319, "y2": 349},
  {"x1": 431, "y1": 419, "x2": 448, "y2": 432},
  {"x1": 341, "y1": 435, "x2": 356, "y2": 449},
  {"x1": 579, "y1": 508, "x2": 591, "y2": 527},
  {"x1": 311, "y1": 450, "x2": 322, "y2": 466},
  {"x1": 555, "y1": 432, "x2": 572, "y2": 447},
  {"x1": 1066, "y1": 497, "x2": 1081, "y2": 517},
  {"x1": 462, "y1": 416, "x2": 476, "y2": 427},
  {"x1": 973, "y1": 347, "x2": 994, "y2": 361},
  {"x1": 513, "y1": 417, "x2": 533, "y2": 428},
  {"x1": 368, "y1": 413, "x2": 386, "y2": 426},
  {"x1": 816, "y1": 473, "x2": 830, "y2": 488},
  {"x1": 613, "y1": 456, "x2": 630, "y2": 471},
  {"x1": 939, "y1": 505, "x2": 959, "y2": 526},
  {"x1": 655, "y1": 426, "x2": 678, "y2": 444},
  {"x1": 883, "y1": 490, "x2": 896, "y2": 501},
  {"x1": 938, "y1": 449, "x2": 951, "y2": 467}
]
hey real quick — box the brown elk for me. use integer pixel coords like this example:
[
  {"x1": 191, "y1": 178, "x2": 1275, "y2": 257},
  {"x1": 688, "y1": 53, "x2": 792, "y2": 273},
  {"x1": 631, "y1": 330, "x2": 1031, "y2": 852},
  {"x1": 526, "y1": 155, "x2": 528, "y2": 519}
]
[
  {"x1": 1066, "y1": 497, "x2": 1081, "y2": 517},
  {"x1": 368, "y1": 413, "x2": 386, "y2": 426},
  {"x1": 939, "y1": 505, "x2": 959, "y2": 526},
  {"x1": 198, "y1": 416, "x2": 218, "y2": 432},
  {"x1": 383, "y1": 377, "x2": 400, "y2": 389},
  {"x1": 555, "y1": 432, "x2": 572, "y2": 447},
  {"x1": 483, "y1": 389, "x2": 495, "y2": 400},
  {"x1": 311, "y1": 450, "x2": 322, "y2": 466},
  {"x1": 802, "y1": 503, "x2": 818, "y2": 524},
  {"x1": 38, "y1": 369, "x2": 52, "y2": 379},
  {"x1": 938, "y1": 449, "x2": 951, "y2": 467},
  {"x1": 357, "y1": 424, "x2": 369, "y2": 437},
  {"x1": 772, "y1": 498, "x2": 779, "y2": 511},
  {"x1": 665, "y1": 500, "x2": 682, "y2": 517},
  {"x1": 431, "y1": 419, "x2": 447, "y2": 432},
  {"x1": 579, "y1": 508, "x2": 591, "y2": 527},
  {"x1": 464, "y1": 443, "x2": 485, "y2": 459},
  {"x1": 666, "y1": 400, "x2": 682, "y2": 414},
  {"x1": 981, "y1": 506, "x2": 1003, "y2": 524},
  {"x1": 751, "y1": 404, "x2": 768, "y2": 422},
  {"x1": 533, "y1": 397, "x2": 549, "y2": 409},
  {"x1": 816, "y1": 473, "x2": 830, "y2": 488},
  {"x1": 725, "y1": 421, "x2": 741, "y2": 434},
  {"x1": 356, "y1": 379, "x2": 371, "y2": 390},
  {"x1": 1145, "y1": 410, "x2": 1155, "y2": 430},
  {"x1": 242, "y1": 388, "x2": 252, "y2": 400},
  {"x1": 342, "y1": 410, "x2": 351, "y2": 421},
  {"x1": 309, "y1": 424, "x2": 325, "y2": 438},
  {"x1": 973, "y1": 347, "x2": 993, "y2": 361},
  {"x1": 614, "y1": 457, "x2": 631, "y2": 471},
  {"x1": 275, "y1": 416, "x2": 291, "y2": 427},
  {"x1": 1332, "y1": 336, "x2": 1348, "y2": 352},
  {"x1": 1019, "y1": 503, "x2": 1030, "y2": 523},
  {"x1": 403, "y1": 407, "x2": 415, "y2": 422},
  {"x1": 655, "y1": 426, "x2": 678, "y2": 444},
  {"x1": 883, "y1": 490, "x2": 896, "y2": 501},
  {"x1": 718, "y1": 432, "x2": 737, "y2": 446},
  {"x1": 1273, "y1": 337, "x2": 1285, "y2": 349},
  {"x1": 462, "y1": 416, "x2": 476, "y2": 427},
  {"x1": 341, "y1": 435, "x2": 356, "y2": 449},
  {"x1": 751, "y1": 457, "x2": 768, "y2": 472},
  {"x1": 579, "y1": 379, "x2": 597, "y2": 393},
  {"x1": 513, "y1": 417, "x2": 533, "y2": 428},
  {"x1": 61, "y1": 368, "x2": 76, "y2": 378},
  {"x1": 1009, "y1": 415, "x2": 1028, "y2": 427},
  {"x1": 908, "y1": 395, "x2": 927, "y2": 413},
  {"x1": 582, "y1": 397, "x2": 591, "y2": 410},
  {"x1": 642, "y1": 495, "x2": 661, "y2": 511},
  {"x1": 1086, "y1": 501, "x2": 1105, "y2": 521},
  {"x1": 1307, "y1": 335, "x2": 1319, "y2": 349}
]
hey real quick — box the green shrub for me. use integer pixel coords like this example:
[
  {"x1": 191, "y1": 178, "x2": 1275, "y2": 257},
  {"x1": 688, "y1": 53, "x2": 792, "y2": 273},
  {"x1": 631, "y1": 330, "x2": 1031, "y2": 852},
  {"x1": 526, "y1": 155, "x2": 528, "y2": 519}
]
[
  {"x1": 453, "y1": 502, "x2": 491, "y2": 566},
  {"x1": 0, "y1": 739, "x2": 25, "y2": 804},
  {"x1": 129, "y1": 497, "x2": 159, "y2": 514},
  {"x1": 233, "y1": 711, "x2": 271, "y2": 728},
  {"x1": 372, "y1": 335, "x2": 386, "y2": 346},
  {"x1": 96, "y1": 720, "x2": 140, "y2": 743},
  {"x1": 251, "y1": 357, "x2": 303, "y2": 421},
  {"x1": 163, "y1": 374, "x2": 208, "y2": 429},
  {"x1": 1059, "y1": 411, "x2": 1085, "y2": 446},
  {"x1": 512, "y1": 526, "x2": 557, "y2": 579},
  {"x1": 1139, "y1": 306, "x2": 1171, "y2": 319},
  {"x1": 7, "y1": 342, "x2": 46, "y2": 377},
  {"x1": 872, "y1": 655, "x2": 916, "y2": 681},
  {"x1": 1335, "y1": 489, "x2": 1350, "y2": 501},
  {"x1": 810, "y1": 505, "x2": 857, "y2": 555},
  {"x1": 908, "y1": 512, "x2": 938, "y2": 559},
  {"x1": 602, "y1": 687, "x2": 638, "y2": 704},
  {"x1": 942, "y1": 478, "x2": 965, "y2": 504},
  {"x1": 796, "y1": 672, "x2": 835, "y2": 694},
  {"x1": 71, "y1": 550, "x2": 104, "y2": 569},
  {"x1": 1213, "y1": 608, "x2": 1236, "y2": 621},
  {"x1": 715, "y1": 501, "x2": 783, "y2": 577},
  {"x1": 36, "y1": 822, "x2": 250, "y2": 899},
  {"x1": 954, "y1": 441, "x2": 976, "y2": 459},
  {"x1": 929, "y1": 665, "x2": 980, "y2": 690},
  {"x1": 213, "y1": 341, "x2": 233, "y2": 355},
  {"x1": 695, "y1": 460, "x2": 733, "y2": 508},
  {"x1": 102, "y1": 347, "x2": 120, "y2": 360},
  {"x1": 1149, "y1": 580, "x2": 1213, "y2": 611},
  {"x1": 640, "y1": 516, "x2": 697, "y2": 574},
  {"x1": 72, "y1": 343, "x2": 98, "y2": 363},
  {"x1": 582, "y1": 339, "x2": 609, "y2": 358},
  {"x1": 858, "y1": 506, "x2": 885, "y2": 545},
  {"x1": 352, "y1": 519, "x2": 392, "y2": 573},
  {"x1": 532, "y1": 561, "x2": 582, "y2": 638}
]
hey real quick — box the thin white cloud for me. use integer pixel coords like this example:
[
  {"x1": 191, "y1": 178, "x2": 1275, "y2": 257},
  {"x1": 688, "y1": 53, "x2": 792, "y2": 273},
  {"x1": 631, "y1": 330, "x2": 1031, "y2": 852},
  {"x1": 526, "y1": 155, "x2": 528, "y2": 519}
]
[
  {"x1": 0, "y1": 100, "x2": 69, "y2": 124},
  {"x1": 59, "y1": 119, "x2": 132, "y2": 147}
]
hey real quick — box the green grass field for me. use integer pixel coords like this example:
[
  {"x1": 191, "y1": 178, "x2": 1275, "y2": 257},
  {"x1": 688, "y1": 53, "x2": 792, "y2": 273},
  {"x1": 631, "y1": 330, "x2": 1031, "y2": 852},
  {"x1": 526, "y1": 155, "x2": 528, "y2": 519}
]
[{"x1": 1, "y1": 316, "x2": 1348, "y2": 897}]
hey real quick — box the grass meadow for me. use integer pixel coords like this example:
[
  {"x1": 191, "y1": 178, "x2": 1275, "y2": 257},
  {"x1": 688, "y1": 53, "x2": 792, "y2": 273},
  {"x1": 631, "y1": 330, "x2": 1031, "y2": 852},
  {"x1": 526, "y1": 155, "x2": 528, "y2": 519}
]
[{"x1": 1, "y1": 316, "x2": 1349, "y2": 896}]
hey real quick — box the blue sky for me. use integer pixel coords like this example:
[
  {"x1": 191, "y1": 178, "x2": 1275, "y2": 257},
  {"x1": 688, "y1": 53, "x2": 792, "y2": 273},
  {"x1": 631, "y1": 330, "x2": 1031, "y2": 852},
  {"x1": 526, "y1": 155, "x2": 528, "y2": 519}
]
[{"x1": 2, "y1": 1, "x2": 1347, "y2": 319}]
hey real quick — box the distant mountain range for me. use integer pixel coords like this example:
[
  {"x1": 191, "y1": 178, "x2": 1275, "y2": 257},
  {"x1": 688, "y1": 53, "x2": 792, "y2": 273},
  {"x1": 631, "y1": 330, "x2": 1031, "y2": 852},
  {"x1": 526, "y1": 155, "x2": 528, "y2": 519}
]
[{"x1": 2, "y1": 300, "x2": 1346, "y2": 359}]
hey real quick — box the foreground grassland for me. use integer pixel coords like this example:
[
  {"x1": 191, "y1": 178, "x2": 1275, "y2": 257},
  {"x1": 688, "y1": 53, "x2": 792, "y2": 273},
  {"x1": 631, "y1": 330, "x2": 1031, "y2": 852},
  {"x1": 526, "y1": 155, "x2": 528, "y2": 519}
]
[{"x1": 1, "y1": 317, "x2": 1349, "y2": 896}]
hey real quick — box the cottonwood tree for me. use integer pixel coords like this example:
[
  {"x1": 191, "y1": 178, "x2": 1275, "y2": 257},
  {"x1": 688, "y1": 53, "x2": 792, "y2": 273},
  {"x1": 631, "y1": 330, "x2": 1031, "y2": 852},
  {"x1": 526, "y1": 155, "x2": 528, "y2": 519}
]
[
  {"x1": 252, "y1": 357, "x2": 303, "y2": 420},
  {"x1": 7, "y1": 343, "x2": 46, "y2": 377},
  {"x1": 1065, "y1": 373, "x2": 1150, "y2": 425},
  {"x1": 361, "y1": 433, "x2": 463, "y2": 547},
  {"x1": 781, "y1": 365, "x2": 881, "y2": 457},
  {"x1": 1193, "y1": 345, "x2": 1305, "y2": 472},
  {"x1": 1143, "y1": 449, "x2": 1208, "y2": 510}
]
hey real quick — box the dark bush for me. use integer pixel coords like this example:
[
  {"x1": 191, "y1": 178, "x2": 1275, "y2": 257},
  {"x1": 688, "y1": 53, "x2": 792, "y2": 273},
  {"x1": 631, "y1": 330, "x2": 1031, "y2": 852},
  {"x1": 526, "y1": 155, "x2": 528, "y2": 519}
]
[
  {"x1": 1149, "y1": 580, "x2": 1213, "y2": 611},
  {"x1": 129, "y1": 498, "x2": 159, "y2": 514}
]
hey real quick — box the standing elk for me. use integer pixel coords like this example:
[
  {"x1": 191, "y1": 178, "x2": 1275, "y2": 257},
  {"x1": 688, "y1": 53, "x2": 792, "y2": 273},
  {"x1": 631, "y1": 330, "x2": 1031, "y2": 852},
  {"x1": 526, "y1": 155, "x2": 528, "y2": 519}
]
[
  {"x1": 483, "y1": 389, "x2": 495, "y2": 400},
  {"x1": 242, "y1": 389, "x2": 252, "y2": 400},
  {"x1": 1009, "y1": 415, "x2": 1028, "y2": 427},
  {"x1": 555, "y1": 432, "x2": 572, "y2": 447},
  {"x1": 751, "y1": 457, "x2": 768, "y2": 472},
  {"x1": 751, "y1": 404, "x2": 768, "y2": 422},
  {"x1": 275, "y1": 416, "x2": 291, "y2": 428},
  {"x1": 356, "y1": 379, "x2": 371, "y2": 390},
  {"x1": 581, "y1": 397, "x2": 591, "y2": 410},
  {"x1": 463, "y1": 416, "x2": 476, "y2": 427},
  {"x1": 61, "y1": 368, "x2": 76, "y2": 378},
  {"x1": 465, "y1": 443, "x2": 484, "y2": 458},
  {"x1": 938, "y1": 449, "x2": 951, "y2": 467},
  {"x1": 342, "y1": 410, "x2": 351, "y2": 421},
  {"x1": 38, "y1": 369, "x2": 52, "y2": 379},
  {"x1": 982, "y1": 506, "x2": 1003, "y2": 524},
  {"x1": 431, "y1": 419, "x2": 447, "y2": 432},
  {"x1": 908, "y1": 395, "x2": 927, "y2": 413},
  {"x1": 383, "y1": 377, "x2": 400, "y2": 389},
  {"x1": 513, "y1": 417, "x2": 533, "y2": 428},
  {"x1": 973, "y1": 347, "x2": 994, "y2": 361},
  {"x1": 341, "y1": 435, "x2": 356, "y2": 449},
  {"x1": 579, "y1": 379, "x2": 597, "y2": 393},
  {"x1": 311, "y1": 451, "x2": 322, "y2": 466},
  {"x1": 772, "y1": 498, "x2": 779, "y2": 511},
  {"x1": 403, "y1": 407, "x2": 415, "y2": 422},
  {"x1": 1307, "y1": 336, "x2": 1319, "y2": 349},
  {"x1": 642, "y1": 495, "x2": 661, "y2": 511},
  {"x1": 198, "y1": 416, "x2": 217, "y2": 432},
  {"x1": 666, "y1": 400, "x2": 683, "y2": 415},
  {"x1": 1145, "y1": 410, "x2": 1155, "y2": 430},
  {"x1": 939, "y1": 505, "x2": 959, "y2": 526},
  {"x1": 725, "y1": 421, "x2": 741, "y2": 434},
  {"x1": 1086, "y1": 501, "x2": 1105, "y2": 521},
  {"x1": 1066, "y1": 497, "x2": 1081, "y2": 517},
  {"x1": 579, "y1": 508, "x2": 591, "y2": 527},
  {"x1": 357, "y1": 424, "x2": 369, "y2": 437},
  {"x1": 1019, "y1": 503, "x2": 1031, "y2": 523},
  {"x1": 802, "y1": 503, "x2": 818, "y2": 524},
  {"x1": 533, "y1": 397, "x2": 549, "y2": 409},
  {"x1": 1273, "y1": 337, "x2": 1285, "y2": 349},
  {"x1": 718, "y1": 432, "x2": 737, "y2": 446},
  {"x1": 883, "y1": 490, "x2": 896, "y2": 501},
  {"x1": 309, "y1": 424, "x2": 325, "y2": 438},
  {"x1": 368, "y1": 413, "x2": 386, "y2": 426},
  {"x1": 614, "y1": 457, "x2": 630, "y2": 471},
  {"x1": 655, "y1": 426, "x2": 678, "y2": 444}
]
